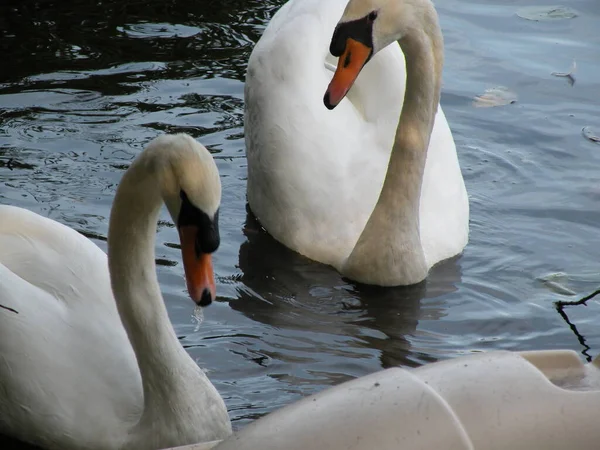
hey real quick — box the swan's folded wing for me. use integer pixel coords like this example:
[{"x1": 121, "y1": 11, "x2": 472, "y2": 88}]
[
  {"x1": 0, "y1": 205, "x2": 114, "y2": 309},
  {"x1": 0, "y1": 206, "x2": 141, "y2": 447}
]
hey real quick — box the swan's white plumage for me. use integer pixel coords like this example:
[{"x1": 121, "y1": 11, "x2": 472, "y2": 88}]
[
  {"x1": 245, "y1": 0, "x2": 468, "y2": 274},
  {"x1": 0, "y1": 207, "x2": 141, "y2": 449},
  {"x1": 0, "y1": 134, "x2": 231, "y2": 449}
]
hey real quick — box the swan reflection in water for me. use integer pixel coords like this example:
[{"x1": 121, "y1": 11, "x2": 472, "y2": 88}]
[{"x1": 231, "y1": 207, "x2": 464, "y2": 373}]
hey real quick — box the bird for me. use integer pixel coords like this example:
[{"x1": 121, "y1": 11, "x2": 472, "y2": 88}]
[
  {"x1": 244, "y1": 0, "x2": 469, "y2": 286},
  {"x1": 0, "y1": 133, "x2": 232, "y2": 450}
]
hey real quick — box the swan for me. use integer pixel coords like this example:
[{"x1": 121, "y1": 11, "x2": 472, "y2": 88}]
[
  {"x1": 244, "y1": 0, "x2": 469, "y2": 286},
  {"x1": 0, "y1": 134, "x2": 232, "y2": 449}
]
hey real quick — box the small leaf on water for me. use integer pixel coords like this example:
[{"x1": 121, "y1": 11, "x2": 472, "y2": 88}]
[
  {"x1": 551, "y1": 60, "x2": 576, "y2": 86},
  {"x1": 517, "y1": 5, "x2": 578, "y2": 21},
  {"x1": 544, "y1": 281, "x2": 577, "y2": 296},
  {"x1": 582, "y1": 127, "x2": 600, "y2": 144},
  {"x1": 538, "y1": 271, "x2": 569, "y2": 283},
  {"x1": 537, "y1": 272, "x2": 577, "y2": 296},
  {"x1": 155, "y1": 258, "x2": 177, "y2": 267},
  {"x1": 473, "y1": 86, "x2": 517, "y2": 108}
]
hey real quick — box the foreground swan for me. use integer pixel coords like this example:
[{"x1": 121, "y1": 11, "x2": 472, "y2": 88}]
[
  {"x1": 245, "y1": 0, "x2": 469, "y2": 285},
  {"x1": 0, "y1": 134, "x2": 232, "y2": 449},
  {"x1": 170, "y1": 350, "x2": 600, "y2": 450}
]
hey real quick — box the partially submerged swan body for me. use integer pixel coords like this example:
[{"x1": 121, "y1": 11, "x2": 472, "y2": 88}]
[
  {"x1": 0, "y1": 134, "x2": 232, "y2": 449},
  {"x1": 171, "y1": 350, "x2": 600, "y2": 450},
  {"x1": 245, "y1": 0, "x2": 469, "y2": 286}
]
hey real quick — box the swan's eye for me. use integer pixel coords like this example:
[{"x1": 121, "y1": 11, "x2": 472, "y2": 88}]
[{"x1": 367, "y1": 11, "x2": 378, "y2": 22}]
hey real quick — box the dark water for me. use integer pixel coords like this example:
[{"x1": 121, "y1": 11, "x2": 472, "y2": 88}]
[{"x1": 1, "y1": 0, "x2": 599, "y2": 435}]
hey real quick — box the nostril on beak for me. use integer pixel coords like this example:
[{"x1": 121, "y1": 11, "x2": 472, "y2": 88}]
[{"x1": 199, "y1": 288, "x2": 213, "y2": 307}]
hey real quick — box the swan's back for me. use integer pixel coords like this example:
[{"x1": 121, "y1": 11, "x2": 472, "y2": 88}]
[
  {"x1": 0, "y1": 205, "x2": 141, "y2": 449},
  {"x1": 0, "y1": 206, "x2": 111, "y2": 306}
]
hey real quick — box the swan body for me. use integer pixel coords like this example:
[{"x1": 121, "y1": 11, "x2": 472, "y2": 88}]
[
  {"x1": 180, "y1": 350, "x2": 600, "y2": 450},
  {"x1": 0, "y1": 134, "x2": 232, "y2": 449},
  {"x1": 245, "y1": 0, "x2": 469, "y2": 285}
]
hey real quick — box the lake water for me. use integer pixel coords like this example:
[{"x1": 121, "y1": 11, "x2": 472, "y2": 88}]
[{"x1": 1, "y1": 0, "x2": 599, "y2": 437}]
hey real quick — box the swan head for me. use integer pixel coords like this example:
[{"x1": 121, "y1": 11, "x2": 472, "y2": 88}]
[
  {"x1": 324, "y1": 0, "x2": 424, "y2": 109},
  {"x1": 148, "y1": 134, "x2": 222, "y2": 307}
]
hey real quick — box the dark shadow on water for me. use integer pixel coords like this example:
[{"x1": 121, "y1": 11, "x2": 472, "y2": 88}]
[
  {"x1": 0, "y1": 434, "x2": 41, "y2": 449},
  {"x1": 0, "y1": 0, "x2": 284, "y2": 84},
  {"x1": 232, "y1": 206, "x2": 464, "y2": 369}
]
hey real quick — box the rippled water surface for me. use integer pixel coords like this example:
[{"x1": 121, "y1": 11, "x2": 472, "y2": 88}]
[{"x1": 1, "y1": 0, "x2": 600, "y2": 434}]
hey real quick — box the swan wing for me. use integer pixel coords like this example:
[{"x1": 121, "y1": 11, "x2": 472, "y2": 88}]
[
  {"x1": 0, "y1": 205, "x2": 112, "y2": 309},
  {"x1": 0, "y1": 205, "x2": 141, "y2": 449}
]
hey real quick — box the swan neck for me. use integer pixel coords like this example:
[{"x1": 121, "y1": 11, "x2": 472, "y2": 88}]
[
  {"x1": 342, "y1": 11, "x2": 443, "y2": 285},
  {"x1": 381, "y1": 24, "x2": 442, "y2": 211},
  {"x1": 107, "y1": 161, "x2": 198, "y2": 432}
]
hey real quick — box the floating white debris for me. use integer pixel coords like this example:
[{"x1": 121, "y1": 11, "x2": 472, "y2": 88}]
[
  {"x1": 551, "y1": 60, "x2": 576, "y2": 86},
  {"x1": 517, "y1": 5, "x2": 579, "y2": 21},
  {"x1": 473, "y1": 86, "x2": 517, "y2": 108},
  {"x1": 582, "y1": 127, "x2": 600, "y2": 144},
  {"x1": 537, "y1": 272, "x2": 577, "y2": 296}
]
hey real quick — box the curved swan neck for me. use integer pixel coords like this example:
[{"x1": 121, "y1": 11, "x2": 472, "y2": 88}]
[
  {"x1": 107, "y1": 158, "x2": 201, "y2": 434},
  {"x1": 384, "y1": 21, "x2": 442, "y2": 207},
  {"x1": 343, "y1": 4, "x2": 443, "y2": 286}
]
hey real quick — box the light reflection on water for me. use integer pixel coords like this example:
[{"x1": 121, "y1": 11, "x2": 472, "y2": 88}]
[{"x1": 1, "y1": 0, "x2": 600, "y2": 433}]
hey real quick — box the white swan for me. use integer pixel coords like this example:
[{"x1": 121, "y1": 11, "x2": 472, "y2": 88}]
[
  {"x1": 0, "y1": 134, "x2": 232, "y2": 450},
  {"x1": 245, "y1": 0, "x2": 469, "y2": 286}
]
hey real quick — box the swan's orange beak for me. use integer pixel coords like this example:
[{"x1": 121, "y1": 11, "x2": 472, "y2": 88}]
[
  {"x1": 324, "y1": 38, "x2": 372, "y2": 110},
  {"x1": 178, "y1": 225, "x2": 216, "y2": 306}
]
